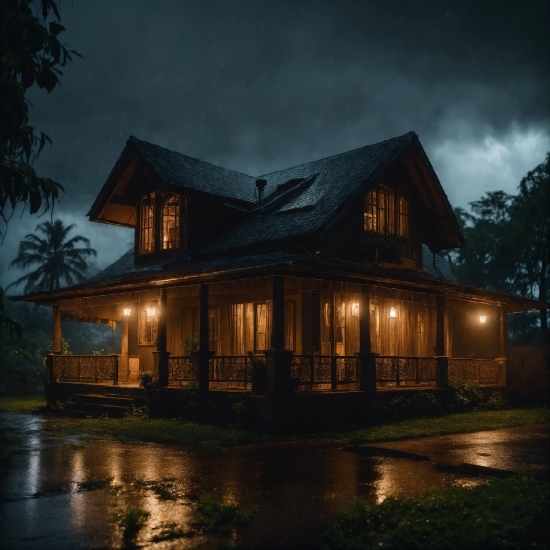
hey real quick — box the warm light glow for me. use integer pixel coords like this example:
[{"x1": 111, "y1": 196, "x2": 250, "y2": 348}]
[
  {"x1": 123, "y1": 307, "x2": 131, "y2": 316},
  {"x1": 479, "y1": 315, "x2": 487, "y2": 324},
  {"x1": 146, "y1": 306, "x2": 157, "y2": 318},
  {"x1": 389, "y1": 306, "x2": 398, "y2": 319},
  {"x1": 351, "y1": 302, "x2": 360, "y2": 316}
]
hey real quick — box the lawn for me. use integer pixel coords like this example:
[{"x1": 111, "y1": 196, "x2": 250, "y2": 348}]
[
  {"x1": 321, "y1": 476, "x2": 549, "y2": 549},
  {"x1": 0, "y1": 394, "x2": 548, "y2": 448}
]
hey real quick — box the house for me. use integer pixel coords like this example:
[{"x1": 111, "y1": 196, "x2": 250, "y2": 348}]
[{"x1": 14, "y1": 131, "x2": 545, "y2": 423}]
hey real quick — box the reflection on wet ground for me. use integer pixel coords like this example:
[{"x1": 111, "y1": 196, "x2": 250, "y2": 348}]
[{"x1": 0, "y1": 413, "x2": 548, "y2": 549}]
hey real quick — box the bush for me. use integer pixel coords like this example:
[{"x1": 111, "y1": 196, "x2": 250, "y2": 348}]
[
  {"x1": 448, "y1": 380, "x2": 484, "y2": 411},
  {"x1": 485, "y1": 391, "x2": 507, "y2": 410},
  {"x1": 321, "y1": 477, "x2": 549, "y2": 550}
]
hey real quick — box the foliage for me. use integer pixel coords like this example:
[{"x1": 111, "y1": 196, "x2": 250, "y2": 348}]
[
  {"x1": 321, "y1": 477, "x2": 549, "y2": 550},
  {"x1": 385, "y1": 392, "x2": 441, "y2": 419},
  {"x1": 485, "y1": 391, "x2": 507, "y2": 410},
  {"x1": 180, "y1": 332, "x2": 198, "y2": 355},
  {"x1": 361, "y1": 232, "x2": 405, "y2": 264},
  {"x1": 7, "y1": 219, "x2": 96, "y2": 292},
  {"x1": 193, "y1": 492, "x2": 256, "y2": 536},
  {"x1": 448, "y1": 380, "x2": 485, "y2": 411},
  {"x1": 137, "y1": 370, "x2": 154, "y2": 382},
  {"x1": 450, "y1": 154, "x2": 550, "y2": 343},
  {"x1": 1, "y1": 0, "x2": 80, "y2": 233}
]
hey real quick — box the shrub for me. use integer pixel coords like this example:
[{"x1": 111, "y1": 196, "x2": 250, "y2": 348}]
[
  {"x1": 448, "y1": 380, "x2": 484, "y2": 411},
  {"x1": 485, "y1": 391, "x2": 507, "y2": 410}
]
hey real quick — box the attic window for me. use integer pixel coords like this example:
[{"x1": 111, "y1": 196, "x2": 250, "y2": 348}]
[
  {"x1": 139, "y1": 193, "x2": 155, "y2": 254},
  {"x1": 364, "y1": 185, "x2": 410, "y2": 238},
  {"x1": 161, "y1": 193, "x2": 181, "y2": 250}
]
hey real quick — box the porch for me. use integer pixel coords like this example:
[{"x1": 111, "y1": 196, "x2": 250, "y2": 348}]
[{"x1": 47, "y1": 353, "x2": 506, "y2": 391}]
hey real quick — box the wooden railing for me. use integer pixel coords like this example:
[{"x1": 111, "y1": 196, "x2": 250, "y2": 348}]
[
  {"x1": 291, "y1": 355, "x2": 359, "y2": 390},
  {"x1": 375, "y1": 356, "x2": 438, "y2": 388},
  {"x1": 50, "y1": 354, "x2": 119, "y2": 384},
  {"x1": 448, "y1": 358, "x2": 504, "y2": 386},
  {"x1": 209, "y1": 356, "x2": 255, "y2": 389},
  {"x1": 166, "y1": 356, "x2": 199, "y2": 386}
]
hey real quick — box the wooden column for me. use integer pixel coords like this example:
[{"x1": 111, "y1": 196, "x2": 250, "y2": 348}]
[
  {"x1": 436, "y1": 295, "x2": 448, "y2": 388},
  {"x1": 121, "y1": 318, "x2": 129, "y2": 382},
  {"x1": 311, "y1": 290, "x2": 321, "y2": 354},
  {"x1": 157, "y1": 288, "x2": 169, "y2": 387},
  {"x1": 358, "y1": 284, "x2": 376, "y2": 391},
  {"x1": 265, "y1": 275, "x2": 292, "y2": 393},
  {"x1": 498, "y1": 306, "x2": 508, "y2": 386},
  {"x1": 52, "y1": 305, "x2": 62, "y2": 353},
  {"x1": 198, "y1": 283, "x2": 210, "y2": 391},
  {"x1": 272, "y1": 275, "x2": 284, "y2": 350}
]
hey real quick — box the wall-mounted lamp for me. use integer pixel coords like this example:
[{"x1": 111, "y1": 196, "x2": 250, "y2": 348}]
[
  {"x1": 146, "y1": 306, "x2": 157, "y2": 318},
  {"x1": 351, "y1": 303, "x2": 359, "y2": 316},
  {"x1": 389, "y1": 306, "x2": 399, "y2": 319},
  {"x1": 479, "y1": 315, "x2": 487, "y2": 324},
  {"x1": 123, "y1": 307, "x2": 132, "y2": 317}
]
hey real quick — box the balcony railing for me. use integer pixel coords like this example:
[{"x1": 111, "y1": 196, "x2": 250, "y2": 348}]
[
  {"x1": 291, "y1": 355, "x2": 359, "y2": 390},
  {"x1": 167, "y1": 356, "x2": 199, "y2": 385},
  {"x1": 448, "y1": 358, "x2": 503, "y2": 386},
  {"x1": 375, "y1": 356, "x2": 438, "y2": 388},
  {"x1": 50, "y1": 354, "x2": 118, "y2": 383}
]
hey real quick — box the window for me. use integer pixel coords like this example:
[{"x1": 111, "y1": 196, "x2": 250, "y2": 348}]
[
  {"x1": 161, "y1": 193, "x2": 181, "y2": 250},
  {"x1": 232, "y1": 301, "x2": 294, "y2": 354},
  {"x1": 139, "y1": 194, "x2": 155, "y2": 254},
  {"x1": 364, "y1": 185, "x2": 409, "y2": 238},
  {"x1": 139, "y1": 301, "x2": 158, "y2": 345}
]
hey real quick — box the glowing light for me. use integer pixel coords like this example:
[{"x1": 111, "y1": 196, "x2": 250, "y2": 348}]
[
  {"x1": 123, "y1": 307, "x2": 131, "y2": 316},
  {"x1": 351, "y1": 303, "x2": 359, "y2": 316},
  {"x1": 389, "y1": 307, "x2": 398, "y2": 319},
  {"x1": 479, "y1": 315, "x2": 487, "y2": 324},
  {"x1": 146, "y1": 306, "x2": 157, "y2": 318}
]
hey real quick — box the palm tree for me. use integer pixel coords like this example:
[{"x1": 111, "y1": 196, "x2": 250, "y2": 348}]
[{"x1": 7, "y1": 220, "x2": 97, "y2": 293}]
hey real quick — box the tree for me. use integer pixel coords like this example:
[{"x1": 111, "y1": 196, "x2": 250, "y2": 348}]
[
  {"x1": 1, "y1": 0, "x2": 80, "y2": 232},
  {"x1": 0, "y1": 0, "x2": 79, "y2": 358},
  {"x1": 7, "y1": 220, "x2": 96, "y2": 293},
  {"x1": 451, "y1": 155, "x2": 550, "y2": 343}
]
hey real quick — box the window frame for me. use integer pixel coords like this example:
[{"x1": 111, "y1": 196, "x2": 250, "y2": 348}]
[{"x1": 364, "y1": 184, "x2": 410, "y2": 239}]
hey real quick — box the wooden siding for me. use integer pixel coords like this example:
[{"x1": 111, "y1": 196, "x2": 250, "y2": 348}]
[{"x1": 507, "y1": 345, "x2": 550, "y2": 403}]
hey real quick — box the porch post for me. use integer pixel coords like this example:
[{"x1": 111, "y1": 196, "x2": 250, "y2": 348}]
[
  {"x1": 436, "y1": 295, "x2": 449, "y2": 389},
  {"x1": 198, "y1": 283, "x2": 211, "y2": 391},
  {"x1": 265, "y1": 275, "x2": 292, "y2": 392},
  {"x1": 52, "y1": 305, "x2": 62, "y2": 353},
  {"x1": 497, "y1": 306, "x2": 508, "y2": 386},
  {"x1": 121, "y1": 318, "x2": 129, "y2": 382},
  {"x1": 157, "y1": 288, "x2": 169, "y2": 388},
  {"x1": 358, "y1": 284, "x2": 376, "y2": 391}
]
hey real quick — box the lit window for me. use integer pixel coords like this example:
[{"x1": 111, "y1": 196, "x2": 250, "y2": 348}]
[
  {"x1": 364, "y1": 185, "x2": 409, "y2": 238},
  {"x1": 139, "y1": 301, "x2": 158, "y2": 345},
  {"x1": 139, "y1": 194, "x2": 155, "y2": 254},
  {"x1": 161, "y1": 193, "x2": 180, "y2": 250}
]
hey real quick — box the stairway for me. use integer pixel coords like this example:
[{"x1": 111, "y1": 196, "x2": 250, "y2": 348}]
[{"x1": 63, "y1": 387, "x2": 146, "y2": 418}]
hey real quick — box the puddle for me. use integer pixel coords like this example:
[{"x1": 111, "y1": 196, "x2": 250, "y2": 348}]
[{"x1": 0, "y1": 413, "x2": 548, "y2": 549}]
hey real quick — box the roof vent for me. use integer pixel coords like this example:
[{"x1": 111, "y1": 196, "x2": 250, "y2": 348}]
[{"x1": 255, "y1": 179, "x2": 267, "y2": 205}]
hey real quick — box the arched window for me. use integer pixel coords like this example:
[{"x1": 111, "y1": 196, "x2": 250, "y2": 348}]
[{"x1": 364, "y1": 185, "x2": 409, "y2": 238}]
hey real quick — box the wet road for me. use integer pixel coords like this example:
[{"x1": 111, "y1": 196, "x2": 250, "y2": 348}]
[{"x1": 0, "y1": 413, "x2": 548, "y2": 549}]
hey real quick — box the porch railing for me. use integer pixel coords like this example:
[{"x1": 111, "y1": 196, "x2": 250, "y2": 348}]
[
  {"x1": 375, "y1": 356, "x2": 438, "y2": 387},
  {"x1": 166, "y1": 355, "x2": 256, "y2": 389},
  {"x1": 448, "y1": 358, "x2": 503, "y2": 386},
  {"x1": 50, "y1": 354, "x2": 118, "y2": 383},
  {"x1": 291, "y1": 355, "x2": 359, "y2": 390}
]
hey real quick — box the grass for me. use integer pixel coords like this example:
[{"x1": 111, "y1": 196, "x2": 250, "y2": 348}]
[
  {"x1": 0, "y1": 394, "x2": 46, "y2": 413},
  {"x1": 317, "y1": 406, "x2": 550, "y2": 444},
  {"x1": 1, "y1": 395, "x2": 548, "y2": 448},
  {"x1": 193, "y1": 492, "x2": 256, "y2": 536},
  {"x1": 321, "y1": 477, "x2": 549, "y2": 549},
  {"x1": 43, "y1": 415, "x2": 263, "y2": 448}
]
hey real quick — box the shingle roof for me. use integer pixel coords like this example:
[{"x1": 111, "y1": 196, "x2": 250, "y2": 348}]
[
  {"x1": 129, "y1": 136, "x2": 257, "y2": 203},
  {"x1": 199, "y1": 131, "x2": 417, "y2": 253}
]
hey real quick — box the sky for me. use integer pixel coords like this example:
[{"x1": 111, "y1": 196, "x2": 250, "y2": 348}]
[{"x1": 2, "y1": 0, "x2": 549, "y2": 290}]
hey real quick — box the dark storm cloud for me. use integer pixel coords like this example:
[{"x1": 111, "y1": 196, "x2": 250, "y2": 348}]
[{"x1": 2, "y1": 0, "x2": 549, "y2": 288}]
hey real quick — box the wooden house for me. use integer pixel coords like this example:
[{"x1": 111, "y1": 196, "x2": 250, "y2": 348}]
[{"x1": 15, "y1": 132, "x2": 545, "y2": 421}]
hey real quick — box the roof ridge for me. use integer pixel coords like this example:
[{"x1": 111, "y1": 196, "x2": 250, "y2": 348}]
[{"x1": 257, "y1": 131, "x2": 417, "y2": 178}]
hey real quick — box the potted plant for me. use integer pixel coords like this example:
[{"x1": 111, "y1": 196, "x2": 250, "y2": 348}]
[{"x1": 138, "y1": 371, "x2": 154, "y2": 399}]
